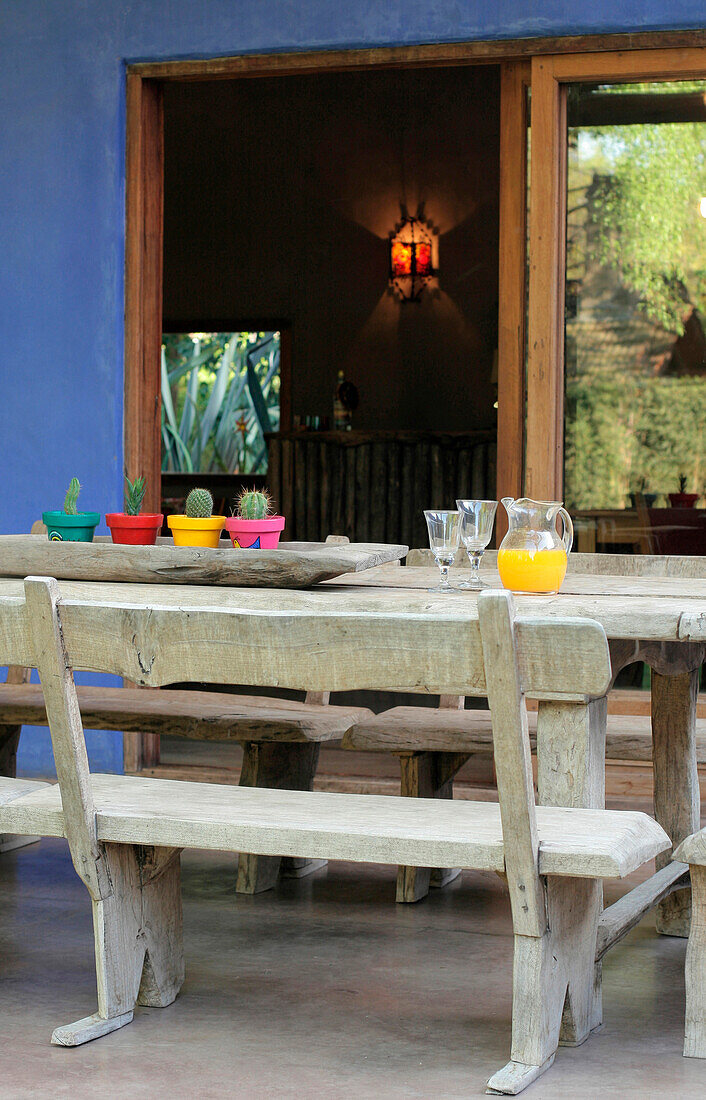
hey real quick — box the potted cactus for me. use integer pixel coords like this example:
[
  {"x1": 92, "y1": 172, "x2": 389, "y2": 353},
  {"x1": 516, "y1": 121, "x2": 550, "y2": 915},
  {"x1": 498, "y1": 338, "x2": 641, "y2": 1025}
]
[
  {"x1": 105, "y1": 475, "x2": 164, "y2": 545},
  {"x1": 669, "y1": 474, "x2": 699, "y2": 509},
  {"x1": 225, "y1": 489, "x2": 286, "y2": 549},
  {"x1": 42, "y1": 478, "x2": 100, "y2": 542},
  {"x1": 167, "y1": 488, "x2": 225, "y2": 548}
]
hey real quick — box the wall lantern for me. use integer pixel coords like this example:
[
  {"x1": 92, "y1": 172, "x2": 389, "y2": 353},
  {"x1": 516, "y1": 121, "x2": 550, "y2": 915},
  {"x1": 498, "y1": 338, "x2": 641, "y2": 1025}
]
[{"x1": 389, "y1": 215, "x2": 438, "y2": 301}]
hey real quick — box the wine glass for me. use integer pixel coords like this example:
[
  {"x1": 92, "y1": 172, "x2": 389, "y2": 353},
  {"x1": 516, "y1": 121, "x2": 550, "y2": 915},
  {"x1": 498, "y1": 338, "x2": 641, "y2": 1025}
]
[
  {"x1": 424, "y1": 510, "x2": 461, "y2": 592},
  {"x1": 455, "y1": 499, "x2": 498, "y2": 589}
]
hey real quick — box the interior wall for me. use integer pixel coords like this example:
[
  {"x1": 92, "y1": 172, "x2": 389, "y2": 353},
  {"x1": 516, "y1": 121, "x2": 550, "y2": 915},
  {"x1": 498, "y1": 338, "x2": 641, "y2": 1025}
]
[{"x1": 163, "y1": 67, "x2": 500, "y2": 431}]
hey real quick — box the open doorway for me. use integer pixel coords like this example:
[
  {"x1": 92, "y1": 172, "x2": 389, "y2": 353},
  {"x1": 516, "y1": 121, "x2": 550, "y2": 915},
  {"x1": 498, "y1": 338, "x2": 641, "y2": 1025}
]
[
  {"x1": 123, "y1": 49, "x2": 528, "y2": 778},
  {"x1": 125, "y1": 55, "x2": 528, "y2": 526},
  {"x1": 159, "y1": 65, "x2": 502, "y2": 544}
]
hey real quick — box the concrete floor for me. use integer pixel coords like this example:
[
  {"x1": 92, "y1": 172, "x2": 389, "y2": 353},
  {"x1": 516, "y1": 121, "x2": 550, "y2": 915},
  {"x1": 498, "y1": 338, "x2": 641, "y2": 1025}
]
[{"x1": 0, "y1": 841, "x2": 704, "y2": 1099}]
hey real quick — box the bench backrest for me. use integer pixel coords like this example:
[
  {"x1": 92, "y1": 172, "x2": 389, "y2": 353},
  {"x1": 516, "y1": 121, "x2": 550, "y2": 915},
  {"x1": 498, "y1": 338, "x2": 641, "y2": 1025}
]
[
  {"x1": 20, "y1": 576, "x2": 611, "y2": 912},
  {"x1": 8, "y1": 588, "x2": 610, "y2": 701},
  {"x1": 477, "y1": 592, "x2": 548, "y2": 934}
]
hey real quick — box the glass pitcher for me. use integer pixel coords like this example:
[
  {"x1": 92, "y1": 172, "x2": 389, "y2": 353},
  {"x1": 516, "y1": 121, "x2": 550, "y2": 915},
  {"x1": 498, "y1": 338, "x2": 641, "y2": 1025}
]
[{"x1": 497, "y1": 498, "x2": 574, "y2": 594}]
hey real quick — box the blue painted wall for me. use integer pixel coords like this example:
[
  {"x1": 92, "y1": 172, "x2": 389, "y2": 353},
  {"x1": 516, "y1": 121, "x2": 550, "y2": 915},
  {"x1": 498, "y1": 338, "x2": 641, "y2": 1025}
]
[{"x1": 1, "y1": 1, "x2": 704, "y2": 775}]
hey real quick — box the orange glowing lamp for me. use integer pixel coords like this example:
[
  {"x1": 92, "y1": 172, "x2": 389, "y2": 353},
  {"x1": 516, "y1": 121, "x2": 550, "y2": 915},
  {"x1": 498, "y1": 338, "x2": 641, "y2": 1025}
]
[{"x1": 389, "y1": 216, "x2": 437, "y2": 301}]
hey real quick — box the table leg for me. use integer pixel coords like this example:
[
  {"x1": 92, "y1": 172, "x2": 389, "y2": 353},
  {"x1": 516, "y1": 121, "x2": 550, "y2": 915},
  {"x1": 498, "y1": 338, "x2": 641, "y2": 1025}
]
[
  {"x1": 236, "y1": 742, "x2": 324, "y2": 894},
  {"x1": 396, "y1": 752, "x2": 469, "y2": 903},
  {"x1": 0, "y1": 721, "x2": 40, "y2": 852},
  {"x1": 536, "y1": 697, "x2": 607, "y2": 1041},
  {"x1": 536, "y1": 698, "x2": 606, "y2": 809},
  {"x1": 0, "y1": 664, "x2": 40, "y2": 851},
  {"x1": 652, "y1": 669, "x2": 700, "y2": 937}
]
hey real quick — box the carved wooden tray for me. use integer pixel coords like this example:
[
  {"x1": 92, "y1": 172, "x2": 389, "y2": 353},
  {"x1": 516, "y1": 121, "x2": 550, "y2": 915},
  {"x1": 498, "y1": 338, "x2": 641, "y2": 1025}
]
[{"x1": 0, "y1": 535, "x2": 408, "y2": 588}]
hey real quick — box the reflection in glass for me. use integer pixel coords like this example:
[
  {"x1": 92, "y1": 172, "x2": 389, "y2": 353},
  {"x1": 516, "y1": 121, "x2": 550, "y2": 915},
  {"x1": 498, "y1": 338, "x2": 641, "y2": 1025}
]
[{"x1": 564, "y1": 82, "x2": 706, "y2": 555}]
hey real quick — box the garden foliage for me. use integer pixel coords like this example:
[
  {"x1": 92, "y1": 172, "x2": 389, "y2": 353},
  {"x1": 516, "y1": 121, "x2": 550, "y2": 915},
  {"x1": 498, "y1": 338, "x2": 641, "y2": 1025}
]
[{"x1": 161, "y1": 331, "x2": 280, "y2": 474}]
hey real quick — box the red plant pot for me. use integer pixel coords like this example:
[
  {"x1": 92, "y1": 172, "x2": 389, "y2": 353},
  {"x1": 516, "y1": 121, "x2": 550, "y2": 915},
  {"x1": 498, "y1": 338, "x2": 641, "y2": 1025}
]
[
  {"x1": 105, "y1": 513, "x2": 164, "y2": 545},
  {"x1": 668, "y1": 493, "x2": 699, "y2": 509},
  {"x1": 225, "y1": 515, "x2": 286, "y2": 549}
]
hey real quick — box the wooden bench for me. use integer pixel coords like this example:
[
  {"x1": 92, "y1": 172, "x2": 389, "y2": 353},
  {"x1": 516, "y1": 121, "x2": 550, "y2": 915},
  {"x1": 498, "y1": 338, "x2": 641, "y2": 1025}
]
[
  {"x1": 0, "y1": 529, "x2": 372, "y2": 889},
  {"x1": 348, "y1": 704, "x2": 706, "y2": 762},
  {"x1": 672, "y1": 830, "x2": 706, "y2": 1059},
  {"x1": 343, "y1": 703, "x2": 700, "y2": 904},
  {"x1": 0, "y1": 678, "x2": 372, "y2": 888},
  {"x1": 343, "y1": 547, "x2": 706, "y2": 902},
  {"x1": 0, "y1": 577, "x2": 669, "y2": 1094}
]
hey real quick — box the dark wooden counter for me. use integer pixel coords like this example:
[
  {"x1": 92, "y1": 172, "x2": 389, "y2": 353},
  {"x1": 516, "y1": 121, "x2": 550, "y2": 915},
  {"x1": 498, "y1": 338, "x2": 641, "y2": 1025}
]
[{"x1": 267, "y1": 429, "x2": 497, "y2": 546}]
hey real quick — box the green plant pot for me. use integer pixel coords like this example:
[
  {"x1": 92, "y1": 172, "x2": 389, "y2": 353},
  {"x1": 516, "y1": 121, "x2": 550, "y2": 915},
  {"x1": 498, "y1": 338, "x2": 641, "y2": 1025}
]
[{"x1": 42, "y1": 511, "x2": 100, "y2": 542}]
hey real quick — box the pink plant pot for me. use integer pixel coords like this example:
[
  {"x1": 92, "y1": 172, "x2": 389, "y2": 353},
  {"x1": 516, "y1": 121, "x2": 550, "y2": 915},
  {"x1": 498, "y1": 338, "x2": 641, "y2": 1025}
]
[{"x1": 225, "y1": 515, "x2": 286, "y2": 549}]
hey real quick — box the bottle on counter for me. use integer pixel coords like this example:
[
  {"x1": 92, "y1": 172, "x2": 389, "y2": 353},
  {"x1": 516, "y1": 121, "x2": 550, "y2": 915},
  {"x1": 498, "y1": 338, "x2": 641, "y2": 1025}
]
[{"x1": 333, "y1": 369, "x2": 358, "y2": 431}]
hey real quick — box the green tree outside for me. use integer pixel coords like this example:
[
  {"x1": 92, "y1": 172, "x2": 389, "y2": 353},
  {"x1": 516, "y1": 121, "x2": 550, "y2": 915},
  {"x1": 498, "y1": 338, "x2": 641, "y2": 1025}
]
[{"x1": 564, "y1": 82, "x2": 706, "y2": 510}]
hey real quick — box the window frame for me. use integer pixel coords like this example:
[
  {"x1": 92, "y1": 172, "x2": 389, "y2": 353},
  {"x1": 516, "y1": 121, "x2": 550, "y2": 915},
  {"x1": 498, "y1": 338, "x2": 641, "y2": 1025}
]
[{"x1": 526, "y1": 47, "x2": 706, "y2": 500}]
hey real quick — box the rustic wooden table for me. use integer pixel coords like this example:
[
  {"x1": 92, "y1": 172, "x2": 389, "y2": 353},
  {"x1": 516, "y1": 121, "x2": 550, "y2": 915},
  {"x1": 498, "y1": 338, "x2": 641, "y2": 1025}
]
[
  {"x1": 1, "y1": 564, "x2": 703, "y2": 935},
  {"x1": 336, "y1": 562, "x2": 706, "y2": 936}
]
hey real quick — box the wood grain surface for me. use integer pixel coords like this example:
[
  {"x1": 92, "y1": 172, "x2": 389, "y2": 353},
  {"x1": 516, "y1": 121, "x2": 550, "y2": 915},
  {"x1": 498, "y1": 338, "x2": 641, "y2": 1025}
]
[
  {"x1": 0, "y1": 536, "x2": 407, "y2": 588},
  {"x1": 0, "y1": 683, "x2": 372, "y2": 743},
  {"x1": 0, "y1": 772, "x2": 668, "y2": 881}
]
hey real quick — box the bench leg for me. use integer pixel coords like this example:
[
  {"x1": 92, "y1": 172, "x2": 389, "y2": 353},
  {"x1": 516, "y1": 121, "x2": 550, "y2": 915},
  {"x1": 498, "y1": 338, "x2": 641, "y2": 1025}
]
[
  {"x1": 652, "y1": 668, "x2": 700, "y2": 938},
  {"x1": 236, "y1": 742, "x2": 324, "y2": 894},
  {"x1": 0, "y1": 721, "x2": 40, "y2": 852},
  {"x1": 396, "y1": 752, "x2": 469, "y2": 903},
  {"x1": 51, "y1": 844, "x2": 184, "y2": 1046},
  {"x1": 487, "y1": 877, "x2": 600, "y2": 1095},
  {"x1": 535, "y1": 698, "x2": 606, "y2": 1039},
  {"x1": 279, "y1": 856, "x2": 328, "y2": 879},
  {"x1": 684, "y1": 866, "x2": 706, "y2": 1058}
]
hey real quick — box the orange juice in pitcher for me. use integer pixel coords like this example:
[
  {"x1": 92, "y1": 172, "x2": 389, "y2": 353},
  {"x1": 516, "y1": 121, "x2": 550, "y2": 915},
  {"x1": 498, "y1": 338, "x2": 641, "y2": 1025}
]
[{"x1": 497, "y1": 498, "x2": 573, "y2": 594}]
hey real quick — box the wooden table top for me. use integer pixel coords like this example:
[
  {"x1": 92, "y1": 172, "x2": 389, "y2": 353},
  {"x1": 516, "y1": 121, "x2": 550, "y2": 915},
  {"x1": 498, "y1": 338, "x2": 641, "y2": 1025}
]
[{"x1": 0, "y1": 565, "x2": 704, "y2": 643}]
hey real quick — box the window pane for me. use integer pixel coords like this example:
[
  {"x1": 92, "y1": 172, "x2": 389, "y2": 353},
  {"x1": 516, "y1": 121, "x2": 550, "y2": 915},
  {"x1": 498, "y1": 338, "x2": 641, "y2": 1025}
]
[{"x1": 564, "y1": 82, "x2": 706, "y2": 555}]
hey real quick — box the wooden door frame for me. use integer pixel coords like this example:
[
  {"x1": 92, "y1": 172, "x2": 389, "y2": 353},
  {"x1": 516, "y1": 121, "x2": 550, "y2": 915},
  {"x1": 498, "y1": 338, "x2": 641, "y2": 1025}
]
[
  {"x1": 125, "y1": 73, "x2": 164, "y2": 515},
  {"x1": 526, "y1": 45, "x2": 706, "y2": 500},
  {"x1": 124, "y1": 31, "x2": 706, "y2": 514},
  {"x1": 123, "y1": 31, "x2": 706, "y2": 771},
  {"x1": 496, "y1": 60, "x2": 531, "y2": 514}
]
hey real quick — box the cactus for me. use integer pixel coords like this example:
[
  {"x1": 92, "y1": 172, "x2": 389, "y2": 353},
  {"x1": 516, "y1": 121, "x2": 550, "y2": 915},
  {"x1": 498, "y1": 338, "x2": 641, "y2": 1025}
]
[
  {"x1": 679, "y1": 473, "x2": 688, "y2": 494},
  {"x1": 63, "y1": 478, "x2": 81, "y2": 515},
  {"x1": 185, "y1": 487, "x2": 213, "y2": 519},
  {"x1": 236, "y1": 489, "x2": 273, "y2": 520},
  {"x1": 124, "y1": 475, "x2": 147, "y2": 517}
]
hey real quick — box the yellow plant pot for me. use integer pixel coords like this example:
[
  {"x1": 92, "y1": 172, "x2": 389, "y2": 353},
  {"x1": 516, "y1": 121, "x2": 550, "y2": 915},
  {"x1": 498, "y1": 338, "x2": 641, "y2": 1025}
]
[{"x1": 167, "y1": 514, "x2": 226, "y2": 548}]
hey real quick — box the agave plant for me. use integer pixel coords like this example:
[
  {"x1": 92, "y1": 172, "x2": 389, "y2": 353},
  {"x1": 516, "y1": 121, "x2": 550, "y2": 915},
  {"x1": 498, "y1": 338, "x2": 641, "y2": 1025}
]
[
  {"x1": 124, "y1": 474, "x2": 147, "y2": 516},
  {"x1": 161, "y1": 331, "x2": 280, "y2": 474}
]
